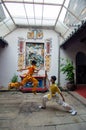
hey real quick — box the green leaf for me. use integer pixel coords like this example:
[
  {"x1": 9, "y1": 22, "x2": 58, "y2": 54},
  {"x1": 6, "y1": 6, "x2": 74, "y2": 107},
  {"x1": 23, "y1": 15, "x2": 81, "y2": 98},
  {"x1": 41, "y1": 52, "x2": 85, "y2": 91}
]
[
  {"x1": 11, "y1": 74, "x2": 18, "y2": 83},
  {"x1": 60, "y1": 58, "x2": 74, "y2": 82}
]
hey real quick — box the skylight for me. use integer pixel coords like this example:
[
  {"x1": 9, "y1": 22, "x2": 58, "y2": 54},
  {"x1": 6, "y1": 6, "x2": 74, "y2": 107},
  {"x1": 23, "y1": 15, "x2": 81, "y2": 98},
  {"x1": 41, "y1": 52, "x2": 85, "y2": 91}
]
[{"x1": 0, "y1": 0, "x2": 86, "y2": 43}]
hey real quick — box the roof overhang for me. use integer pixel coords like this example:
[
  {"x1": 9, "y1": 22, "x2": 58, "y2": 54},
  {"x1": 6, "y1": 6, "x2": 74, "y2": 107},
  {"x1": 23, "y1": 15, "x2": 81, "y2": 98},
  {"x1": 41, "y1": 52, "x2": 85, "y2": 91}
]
[
  {"x1": 0, "y1": 38, "x2": 8, "y2": 48},
  {"x1": 60, "y1": 21, "x2": 86, "y2": 49}
]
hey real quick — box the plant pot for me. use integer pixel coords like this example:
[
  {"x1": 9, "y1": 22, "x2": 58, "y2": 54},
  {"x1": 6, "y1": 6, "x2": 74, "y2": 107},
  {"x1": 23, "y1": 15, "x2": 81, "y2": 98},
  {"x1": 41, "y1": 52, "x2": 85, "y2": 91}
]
[{"x1": 66, "y1": 82, "x2": 76, "y2": 91}]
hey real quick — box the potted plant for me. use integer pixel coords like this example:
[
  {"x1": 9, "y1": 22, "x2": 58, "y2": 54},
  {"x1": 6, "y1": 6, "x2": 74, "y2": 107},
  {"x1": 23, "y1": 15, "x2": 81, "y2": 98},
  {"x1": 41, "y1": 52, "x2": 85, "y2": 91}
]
[
  {"x1": 11, "y1": 74, "x2": 18, "y2": 83},
  {"x1": 60, "y1": 58, "x2": 76, "y2": 91},
  {"x1": 8, "y1": 74, "x2": 19, "y2": 90}
]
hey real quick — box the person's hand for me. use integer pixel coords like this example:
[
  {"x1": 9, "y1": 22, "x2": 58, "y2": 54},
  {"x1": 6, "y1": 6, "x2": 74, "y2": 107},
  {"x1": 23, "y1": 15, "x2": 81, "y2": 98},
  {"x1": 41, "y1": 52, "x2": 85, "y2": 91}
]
[
  {"x1": 20, "y1": 70, "x2": 23, "y2": 72},
  {"x1": 17, "y1": 69, "x2": 22, "y2": 72}
]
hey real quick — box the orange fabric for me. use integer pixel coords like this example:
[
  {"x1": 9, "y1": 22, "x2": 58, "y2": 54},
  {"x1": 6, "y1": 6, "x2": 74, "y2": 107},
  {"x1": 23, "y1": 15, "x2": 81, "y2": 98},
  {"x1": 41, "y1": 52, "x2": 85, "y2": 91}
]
[
  {"x1": 21, "y1": 76, "x2": 38, "y2": 94},
  {"x1": 27, "y1": 65, "x2": 36, "y2": 76},
  {"x1": 20, "y1": 65, "x2": 38, "y2": 94},
  {"x1": 20, "y1": 65, "x2": 36, "y2": 78},
  {"x1": 8, "y1": 65, "x2": 38, "y2": 94},
  {"x1": 21, "y1": 76, "x2": 38, "y2": 87},
  {"x1": 8, "y1": 82, "x2": 22, "y2": 90},
  {"x1": 8, "y1": 76, "x2": 39, "y2": 94}
]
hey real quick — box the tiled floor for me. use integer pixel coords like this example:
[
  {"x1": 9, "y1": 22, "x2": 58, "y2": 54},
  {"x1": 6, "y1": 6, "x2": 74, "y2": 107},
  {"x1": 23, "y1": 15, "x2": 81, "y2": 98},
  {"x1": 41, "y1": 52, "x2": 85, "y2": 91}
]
[{"x1": 0, "y1": 91, "x2": 86, "y2": 130}]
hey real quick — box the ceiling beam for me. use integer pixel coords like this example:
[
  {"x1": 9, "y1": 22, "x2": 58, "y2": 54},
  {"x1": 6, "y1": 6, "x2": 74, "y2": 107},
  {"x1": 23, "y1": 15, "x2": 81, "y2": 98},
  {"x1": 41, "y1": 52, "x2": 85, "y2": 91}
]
[{"x1": 16, "y1": 25, "x2": 54, "y2": 30}]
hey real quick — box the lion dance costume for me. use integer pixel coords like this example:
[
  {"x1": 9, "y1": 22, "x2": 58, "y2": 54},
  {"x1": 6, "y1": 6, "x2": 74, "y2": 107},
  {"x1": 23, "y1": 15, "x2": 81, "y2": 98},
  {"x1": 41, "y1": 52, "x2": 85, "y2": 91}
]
[{"x1": 8, "y1": 60, "x2": 39, "y2": 94}]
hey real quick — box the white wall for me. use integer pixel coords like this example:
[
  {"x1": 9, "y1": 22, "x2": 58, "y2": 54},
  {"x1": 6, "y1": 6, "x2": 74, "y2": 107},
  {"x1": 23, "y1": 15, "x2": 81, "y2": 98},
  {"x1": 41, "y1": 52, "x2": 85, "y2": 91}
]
[
  {"x1": 0, "y1": 28, "x2": 59, "y2": 87},
  {"x1": 60, "y1": 41, "x2": 86, "y2": 87}
]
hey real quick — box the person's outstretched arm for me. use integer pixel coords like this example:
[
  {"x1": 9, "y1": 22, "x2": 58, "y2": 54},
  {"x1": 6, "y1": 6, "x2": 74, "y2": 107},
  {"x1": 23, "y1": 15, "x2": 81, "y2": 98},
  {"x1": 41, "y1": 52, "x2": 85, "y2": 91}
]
[
  {"x1": 56, "y1": 85, "x2": 65, "y2": 102},
  {"x1": 60, "y1": 92, "x2": 65, "y2": 102},
  {"x1": 17, "y1": 66, "x2": 29, "y2": 71}
]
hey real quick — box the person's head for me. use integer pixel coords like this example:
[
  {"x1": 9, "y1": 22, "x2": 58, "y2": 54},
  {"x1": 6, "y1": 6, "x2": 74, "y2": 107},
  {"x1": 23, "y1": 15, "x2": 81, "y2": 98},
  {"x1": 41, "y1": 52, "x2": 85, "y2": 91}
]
[
  {"x1": 50, "y1": 76, "x2": 56, "y2": 83},
  {"x1": 31, "y1": 60, "x2": 37, "y2": 65}
]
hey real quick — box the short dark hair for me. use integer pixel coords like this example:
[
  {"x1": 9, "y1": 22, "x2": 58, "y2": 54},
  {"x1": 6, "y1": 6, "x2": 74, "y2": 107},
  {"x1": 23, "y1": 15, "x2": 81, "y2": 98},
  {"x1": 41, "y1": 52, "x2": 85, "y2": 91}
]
[
  {"x1": 31, "y1": 60, "x2": 37, "y2": 65},
  {"x1": 51, "y1": 76, "x2": 56, "y2": 81}
]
